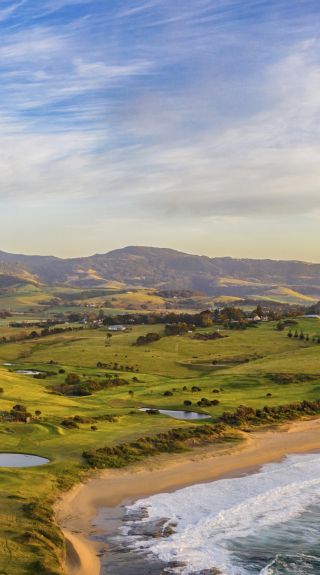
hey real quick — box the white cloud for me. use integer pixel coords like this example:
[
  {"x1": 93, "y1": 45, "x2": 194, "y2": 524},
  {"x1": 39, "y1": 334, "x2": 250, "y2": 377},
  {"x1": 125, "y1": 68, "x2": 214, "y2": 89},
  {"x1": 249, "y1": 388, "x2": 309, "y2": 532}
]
[{"x1": 0, "y1": 0, "x2": 320, "y2": 259}]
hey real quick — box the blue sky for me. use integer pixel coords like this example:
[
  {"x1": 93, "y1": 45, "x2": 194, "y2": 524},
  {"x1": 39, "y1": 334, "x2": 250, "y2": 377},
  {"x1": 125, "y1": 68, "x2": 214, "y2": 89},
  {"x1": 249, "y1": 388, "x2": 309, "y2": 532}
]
[{"x1": 0, "y1": 0, "x2": 320, "y2": 259}]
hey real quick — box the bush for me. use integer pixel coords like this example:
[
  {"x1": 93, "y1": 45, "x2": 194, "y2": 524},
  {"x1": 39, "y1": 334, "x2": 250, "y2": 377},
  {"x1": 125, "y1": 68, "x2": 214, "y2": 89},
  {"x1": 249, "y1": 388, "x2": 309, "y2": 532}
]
[
  {"x1": 65, "y1": 373, "x2": 81, "y2": 385},
  {"x1": 135, "y1": 332, "x2": 161, "y2": 346},
  {"x1": 60, "y1": 419, "x2": 79, "y2": 429}
]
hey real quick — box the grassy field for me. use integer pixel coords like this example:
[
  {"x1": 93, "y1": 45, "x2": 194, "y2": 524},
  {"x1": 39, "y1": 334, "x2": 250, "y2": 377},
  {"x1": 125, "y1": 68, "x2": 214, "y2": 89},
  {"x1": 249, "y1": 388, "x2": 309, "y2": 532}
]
[{"x1": 0, "y1": 316, "x2": 320, "y2": 573}]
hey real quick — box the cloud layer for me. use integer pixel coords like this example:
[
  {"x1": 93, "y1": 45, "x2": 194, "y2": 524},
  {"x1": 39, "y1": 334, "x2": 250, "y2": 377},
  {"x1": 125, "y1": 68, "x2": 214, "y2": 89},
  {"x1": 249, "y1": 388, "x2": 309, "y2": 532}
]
[{"x1": 0, "y1": 0, "x2": 319, "y2": 257}]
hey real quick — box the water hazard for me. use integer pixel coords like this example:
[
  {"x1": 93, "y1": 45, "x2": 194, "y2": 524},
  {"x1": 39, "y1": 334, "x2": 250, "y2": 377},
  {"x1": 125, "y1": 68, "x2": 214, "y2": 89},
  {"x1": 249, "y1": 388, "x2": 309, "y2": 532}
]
[
  {"x1": 139, "y1": 408, "x2": 210, "y2": 420},
  {"x1": 0, "y1": 453, "x2": 49, "y2": 467}
]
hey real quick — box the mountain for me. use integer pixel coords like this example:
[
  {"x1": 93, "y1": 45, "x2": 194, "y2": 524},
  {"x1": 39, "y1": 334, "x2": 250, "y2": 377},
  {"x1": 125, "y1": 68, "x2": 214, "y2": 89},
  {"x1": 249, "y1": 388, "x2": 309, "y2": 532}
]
[{"x1": 0, "y1": 246, "x2": 319, "y2": 299}]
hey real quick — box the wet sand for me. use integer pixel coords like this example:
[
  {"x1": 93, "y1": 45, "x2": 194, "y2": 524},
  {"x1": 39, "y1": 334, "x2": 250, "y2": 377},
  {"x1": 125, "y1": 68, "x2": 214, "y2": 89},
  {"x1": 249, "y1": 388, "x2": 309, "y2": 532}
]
[{"x1": 55, "y1": 417, "x2": 320, "y2": 575}]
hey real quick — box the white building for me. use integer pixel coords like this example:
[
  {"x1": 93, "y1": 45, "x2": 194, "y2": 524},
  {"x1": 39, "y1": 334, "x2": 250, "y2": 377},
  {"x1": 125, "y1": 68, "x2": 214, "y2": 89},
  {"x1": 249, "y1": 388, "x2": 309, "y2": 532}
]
[{"x1": 107, "y1": 325, "x2": 126, "y2": 332}]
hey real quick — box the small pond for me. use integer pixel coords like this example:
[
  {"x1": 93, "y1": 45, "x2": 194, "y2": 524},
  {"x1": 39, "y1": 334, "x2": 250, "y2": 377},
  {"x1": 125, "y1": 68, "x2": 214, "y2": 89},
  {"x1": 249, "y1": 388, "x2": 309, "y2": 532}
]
[
  {"x1": 139, "y1": 408, "x2": 211, "y2": 420},
  {"x1": 0, "y1": 453, "x2": 50, "y2": 467}
]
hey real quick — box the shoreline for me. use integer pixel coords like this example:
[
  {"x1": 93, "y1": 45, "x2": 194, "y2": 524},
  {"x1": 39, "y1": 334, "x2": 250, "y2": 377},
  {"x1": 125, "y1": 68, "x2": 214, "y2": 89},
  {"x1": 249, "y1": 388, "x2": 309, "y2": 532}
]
[{"x1": 55, "y1": 417, "x2": 320, "y2": 575}]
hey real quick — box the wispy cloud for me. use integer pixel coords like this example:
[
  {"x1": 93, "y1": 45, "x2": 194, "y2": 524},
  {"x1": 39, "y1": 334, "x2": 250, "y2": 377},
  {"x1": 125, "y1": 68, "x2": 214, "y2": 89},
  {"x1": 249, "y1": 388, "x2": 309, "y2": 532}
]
[{"x1": 0, "y1": 0, "x2": 320, "y2": 257}]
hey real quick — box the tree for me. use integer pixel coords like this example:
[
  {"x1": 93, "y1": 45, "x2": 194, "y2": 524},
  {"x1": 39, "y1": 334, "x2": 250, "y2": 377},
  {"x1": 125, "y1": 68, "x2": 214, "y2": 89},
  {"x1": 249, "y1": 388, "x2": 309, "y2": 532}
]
[
  {"x1": 199, "y1": 310, "x2": 213, "y2": 327},
  {"x1": 65, "y1": 373, "x2": 81, "y2": 385},
  {"x1": 164, "y1": 322, "x2": 189, "y2": 336},
  {"x1": 253, "y1": 304, "x2": 263, "y2": 318}
]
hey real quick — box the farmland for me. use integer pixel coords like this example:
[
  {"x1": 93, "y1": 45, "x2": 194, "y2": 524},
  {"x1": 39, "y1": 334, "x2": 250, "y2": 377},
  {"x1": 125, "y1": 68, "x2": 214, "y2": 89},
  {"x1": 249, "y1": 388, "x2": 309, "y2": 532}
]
[{"x1": 0, "y1": 310, "x2": 320, "y2": 574}]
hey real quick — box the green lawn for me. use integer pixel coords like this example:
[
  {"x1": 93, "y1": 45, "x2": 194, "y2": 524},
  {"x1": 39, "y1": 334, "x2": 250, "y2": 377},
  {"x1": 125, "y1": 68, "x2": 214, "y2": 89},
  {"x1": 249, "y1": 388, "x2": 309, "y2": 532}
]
[{"x1": 0, "y1": 317, "x2": 320, "y2": 573}]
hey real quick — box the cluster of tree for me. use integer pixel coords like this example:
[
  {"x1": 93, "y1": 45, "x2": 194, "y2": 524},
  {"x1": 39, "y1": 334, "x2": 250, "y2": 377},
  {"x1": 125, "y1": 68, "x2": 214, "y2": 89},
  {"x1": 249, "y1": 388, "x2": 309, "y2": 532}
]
[
  {"x1": 196, "y1": 397, "x2": 220, "y2": 407},
  {"x1": 9, "y1": 319, "x2": 65, "y2": 329},
  {"x1": 96, "y1": 361, "x2": 139, "y2": 372},
  {"x1": 51, "y1": 372, "x2": 130, "y2": 396},
  {"x1": 306, "y1": 301, "x2": 320, "y2": 315},
  {"x1": 0, "y1": 326, "x2": 83, "y2": 345},
  {"x1": 286, "y1": 329, "x2": 320, "y2": 343},
  {"x1": 239, "y1": 300, "x2": 305, "y2": 318},
  {"x1": 164, "y1": 323, "x2": 191, "y2": 336},
  {"x1": 192, "y1": 331, "x2": 225, "y2": 341},
  {"x1": 83, "y1": 398, "x2": 320, "y2": 469},
  {"x1": 268, "y1": 373, "x2": 315, "y2": 385},
  {"x1": 56, "y1": 301, "x2": 309, "y2": 329},
  {"x1": 10, "y1": 404, "x2": 32, "y2": 422},
  {"x1": 101, "y1": 310, "x2": 214, "y2": 328},
  {"x1": 220, "y1": 399, "x2": 320, "y2": 426},
  {"x1": 216, "y1": 306, "x2": 246, "y2": 323},
  {"x1": 0, "y1": 404, "x2": 43, "y2": 423},
  {"x1": 135, "y1": 332, "x2": 161, "y2": 345}
]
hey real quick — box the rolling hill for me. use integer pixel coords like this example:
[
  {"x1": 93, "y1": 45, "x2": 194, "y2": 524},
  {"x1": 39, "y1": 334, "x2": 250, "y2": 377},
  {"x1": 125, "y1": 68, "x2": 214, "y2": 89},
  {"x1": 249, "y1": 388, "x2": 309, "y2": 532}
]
[{"x1": 0, "y1": 246, "x2": 319, "y2": 301}]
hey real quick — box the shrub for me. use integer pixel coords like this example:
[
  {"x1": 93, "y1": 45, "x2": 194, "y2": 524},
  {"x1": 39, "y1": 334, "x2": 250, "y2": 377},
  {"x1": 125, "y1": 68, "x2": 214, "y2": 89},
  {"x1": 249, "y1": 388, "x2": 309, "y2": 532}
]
[
  {"x1": 61, "y1": 419, "x2": 79, "y2": 429},
  {"x1": 65, "y1": 373, "x2": 81, "y2": 385},
  {"x1": 135, "y1": 332, "x2": 161, "y2": 346}
]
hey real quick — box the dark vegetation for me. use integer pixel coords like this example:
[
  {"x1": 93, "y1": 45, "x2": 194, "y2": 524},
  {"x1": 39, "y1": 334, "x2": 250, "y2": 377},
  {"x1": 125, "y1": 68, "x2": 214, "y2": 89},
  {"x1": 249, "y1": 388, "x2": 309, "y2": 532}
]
[
  {"x1": 135, "y1": 332, "x2": 161, "y2": 345},
  {"x1": 193, "y1": 331, "x2": 225, "y2": 341},
  {"x1": 83, "y1": 399, "x2": 320, "y2": 469},
  {"x1": 267, "y1": 373, "x2": 316, "y2": 385},
  {"x1": 51, "y1": 373, "x2": 129, "y2": 396},
  {"x1": 0, "y1": 325, "x2": 83, "y2": 345}
]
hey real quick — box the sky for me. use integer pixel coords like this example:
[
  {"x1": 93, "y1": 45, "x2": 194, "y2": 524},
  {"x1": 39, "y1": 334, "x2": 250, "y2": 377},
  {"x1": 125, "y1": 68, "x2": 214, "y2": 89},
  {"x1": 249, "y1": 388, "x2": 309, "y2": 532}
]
[{"x1": 0, "y1": 0, "x2": 320, "y2": 260}]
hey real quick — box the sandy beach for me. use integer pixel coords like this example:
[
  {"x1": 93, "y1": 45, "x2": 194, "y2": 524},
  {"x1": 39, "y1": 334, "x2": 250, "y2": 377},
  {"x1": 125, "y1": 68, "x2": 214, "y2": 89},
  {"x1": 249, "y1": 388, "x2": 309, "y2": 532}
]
[{"x1": 55, "y1": 417, "x2": 320, "y2": 575}]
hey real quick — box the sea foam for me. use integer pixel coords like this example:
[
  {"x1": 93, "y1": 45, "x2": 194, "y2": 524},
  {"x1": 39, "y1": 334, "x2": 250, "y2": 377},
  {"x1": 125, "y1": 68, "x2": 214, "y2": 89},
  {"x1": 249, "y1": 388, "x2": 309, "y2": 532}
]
[{"x1": 122, "y1": 453, "x2": 320, "y2": 574}]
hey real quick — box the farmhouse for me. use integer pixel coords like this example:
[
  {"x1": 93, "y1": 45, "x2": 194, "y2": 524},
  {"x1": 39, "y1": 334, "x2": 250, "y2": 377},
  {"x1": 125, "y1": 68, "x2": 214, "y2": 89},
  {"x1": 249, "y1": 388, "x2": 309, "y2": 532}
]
[{"x1": 108, "y1": 324, "x2": 126, "y2": 332}]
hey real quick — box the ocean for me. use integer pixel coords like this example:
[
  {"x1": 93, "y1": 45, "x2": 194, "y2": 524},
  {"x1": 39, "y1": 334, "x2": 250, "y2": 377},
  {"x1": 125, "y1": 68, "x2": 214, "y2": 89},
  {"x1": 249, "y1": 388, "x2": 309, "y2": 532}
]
[{"x1": 102, "y1": 452, "x2": 320, "y2": 574}]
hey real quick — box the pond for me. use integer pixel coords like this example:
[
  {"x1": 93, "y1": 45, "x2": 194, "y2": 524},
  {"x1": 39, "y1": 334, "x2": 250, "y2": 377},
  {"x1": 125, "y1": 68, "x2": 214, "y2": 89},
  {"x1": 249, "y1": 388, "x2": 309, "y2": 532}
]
[
  {"x1": 139, "y1": 408, "x2": 211, "y2": 420},
  {"x1": 0, "y1": 453, "x2": 50, "y2": 467}
]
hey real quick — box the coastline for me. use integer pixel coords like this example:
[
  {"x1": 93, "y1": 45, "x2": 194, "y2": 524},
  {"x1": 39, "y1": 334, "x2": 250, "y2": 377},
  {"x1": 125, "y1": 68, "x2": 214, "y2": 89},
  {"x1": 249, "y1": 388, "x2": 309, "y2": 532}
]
[{"x1": 55, "y1": 417, "x2": 320, "y2": 575}]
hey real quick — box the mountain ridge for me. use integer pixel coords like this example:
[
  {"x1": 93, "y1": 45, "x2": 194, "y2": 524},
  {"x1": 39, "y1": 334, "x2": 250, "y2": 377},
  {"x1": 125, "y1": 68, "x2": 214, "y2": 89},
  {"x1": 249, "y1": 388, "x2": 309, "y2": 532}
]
[{"x1": 0, "y1": 246, "x2": 319, "y2": 296}]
